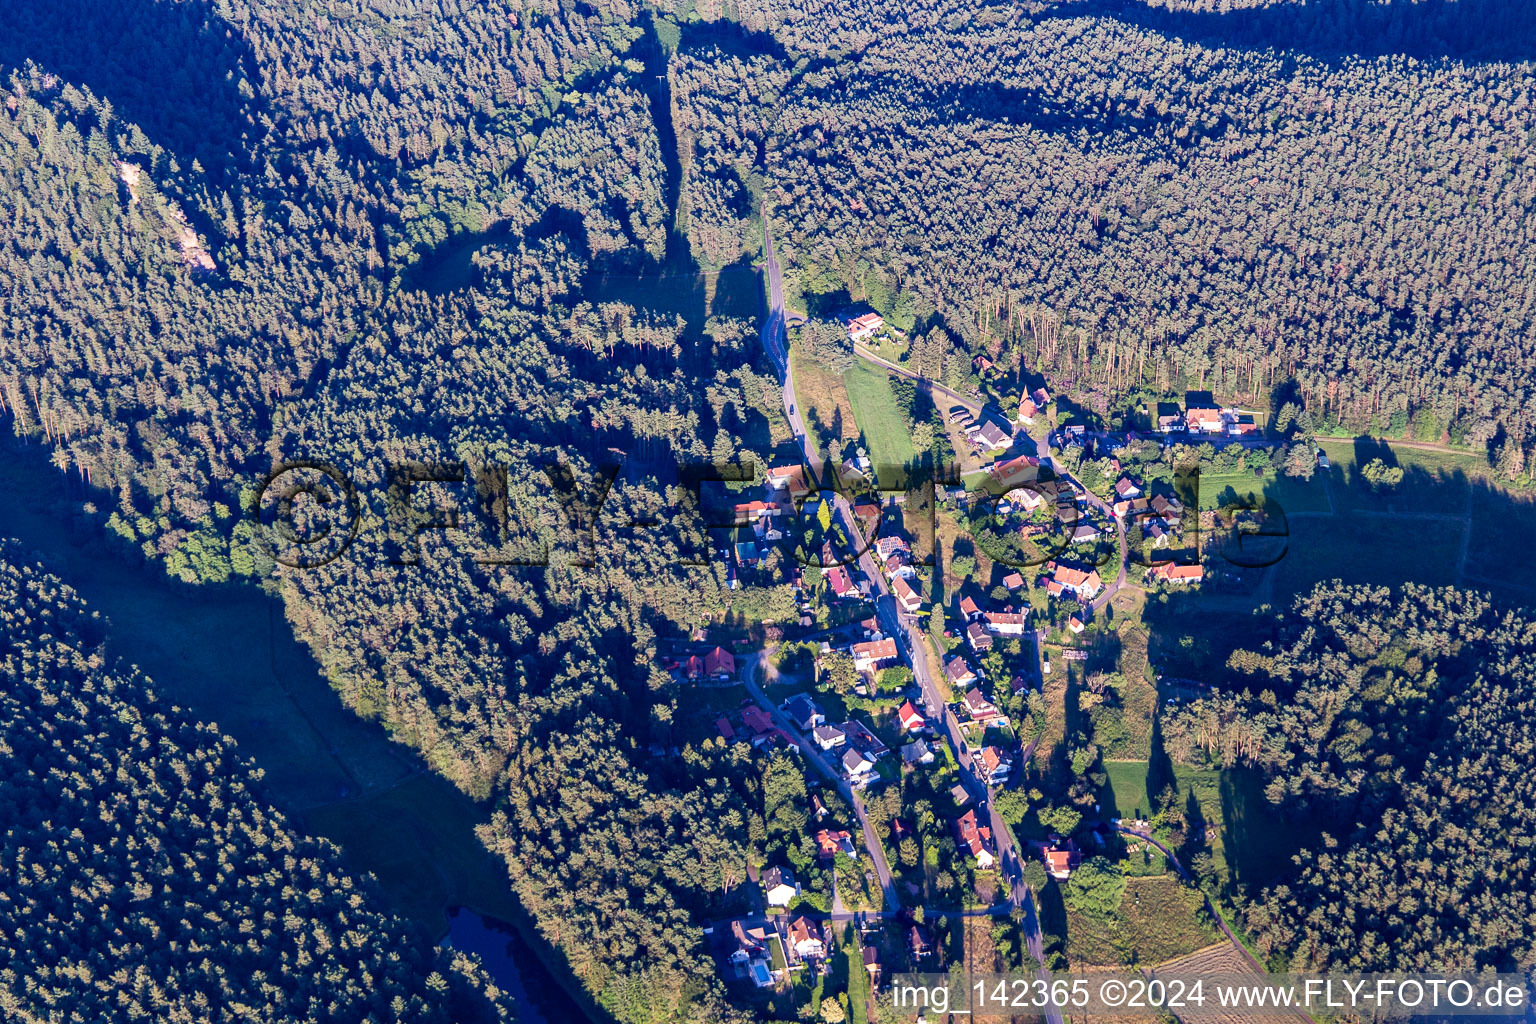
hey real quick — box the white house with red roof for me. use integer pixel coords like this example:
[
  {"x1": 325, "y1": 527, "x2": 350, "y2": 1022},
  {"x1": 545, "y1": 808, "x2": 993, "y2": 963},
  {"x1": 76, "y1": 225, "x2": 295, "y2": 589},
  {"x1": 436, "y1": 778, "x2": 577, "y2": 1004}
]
[
  {"x1": 955, "y1": 810, "x2": 996, "y2": 869},
  {"x1": 825, "y1": 564, "x2": 859, "y2": 599},
  {"x1": 897, "y1": 700, "x2": 926, "y2": 732},
  {"x1": 892, "y1": 575, "x2": 923, "y2": 613},
  {"x1": 851, "y1": 637, "x2": 898, "y2": 673}
]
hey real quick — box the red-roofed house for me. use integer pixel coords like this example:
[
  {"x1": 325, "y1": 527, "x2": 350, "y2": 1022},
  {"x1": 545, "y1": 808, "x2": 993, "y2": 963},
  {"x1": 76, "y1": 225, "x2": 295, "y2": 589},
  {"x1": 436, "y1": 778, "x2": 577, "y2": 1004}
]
[
  {"x1": 766, "y1": 465, "x2": 811, "y2": 498},
  {"x1": 845, "y1": 312, "x2": 884, "y2": 341},
  {"x1": 1068, "y1": 617, "x2": 1084, "y2": 634},
  {"x1": 1043, "y1": 842, "x2": 1081, "y2": 880},
  {"x1": 1054, "y1": 566, "x2": 1103, "y2": 599},
  {"x1": 1018, "y1": 397, "x2": 1039, "y2": 424},
  {"x1": 959, "y1": 596, "x2": 982, "y2": 621},
  {"x1": 704, "y1": 646, "x2": 736, "y2": 678},
  {"x1": 897, "y1": 700, "x2": 926, "y2": 732},
  {"x1": 1003, "y1": 572, "x2": 1024, "y2": 591},
  {"x1": 825, "y1": 564, "x2": 859, "y2": 599},
  {"x1": 851, "y1": 637, "x2": 898, "y2": 673},
  {"x1": 1149, "y1": 562, "x2": 1205, "y2": 584},
  {"x1": 892, "y1": 575, "x2": 923, "y2": 613},
  {"x1": 955, "y1": 810, "x2": 996, "y2": 869},
  {"x1": 814, "y1": 829, "x2": 857, "y2": 861}
]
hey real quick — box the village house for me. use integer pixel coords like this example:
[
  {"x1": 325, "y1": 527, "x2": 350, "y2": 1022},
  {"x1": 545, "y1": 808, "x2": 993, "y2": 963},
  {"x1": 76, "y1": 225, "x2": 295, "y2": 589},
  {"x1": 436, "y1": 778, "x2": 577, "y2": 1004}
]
[
  {"x1": 812, "y1": 724, "x2": 847, "y2": 751},
  {"x1": 1149, "y1": 562, "x2": 1205, "y2": 585},
  {"x1": 975, "y1": 420, "x2": 1013, "y2": 451},
  {"x1": 782, "y1": 695, "x2": 826, "y2": 731},
  {"x1": 979, "y1": 745, "x2": 1013, "y2": 785},
  {"x1": 945, "y1": 656, "x2": 978, "y2": 688},
  {"x1": 786, "y1": 916, "x2": 825, "y2": 963},
  {"x1": 1008, "y1": 485, "x2": 1046, "y2": 513},
  {"x1": 1113, "y1": 478, "x2": 1142, "y2": 500},
  {"x1": 851, "y1": 637, "x2": 898, "y2": 674},
  {"x1": 824, "y1": 564, "x2": 859, "y2": 600},
  {"x1": 963, "y1": 687, "x2": 1000, "y2": 721},
  {"x1": 966, "y1": 621, "x2": 993, "y2": 652},
  {"x1": 1186, "y1": 406, "x2": 1225, "y2": 435},
  {"x1": 909, "y1": 925, "x2": 933, "y2": 960},
  {"x1": 901, "y1": 738, "x2": 935, "y2": 766},
  {"x1": 897, "y1": 700, "x2": 926, "y2": 733},
  {"x1": 1003, "y1": 571, "x2": 1025, "y2": 591},
  {"x1": 1112, "y1": 496, "x2": 1150, "y2": 519},
  {"x1": 704, "y1": 646, "x2": 736, "y2": 679},
  {"x1": 1043, "y1": 842, "x2": 1081, "y2": 880},
  {"x1": 1144, "y1": 521, "x2": 1172, "y2": 547},
  {"x1": 840, "y1": 720, "x2": 890, "y2": 759},
  {"x1": 1071, "y1": 522, "x2": 1102, "y2": 544},
  {"x1": 766, "y1": 465, "x2": 811, "y2": 498},
  {"x1": 959, "y1": 596, "x2": 983, "y2": 621},
  {"x1": 763, "y1": 866, "x2": 799, "y2": 906},
  {"x1": 1017, "y1": 397, "x2": 1039, "y2": 424},
  {"x1": 734, "y1": 500, "x2": 783, "y2": 522},
  {"x1": 984, "y1": 610, "x2": 1028, "y2": 635},
  {"x1": 1068, "y1": 616, "x2": 1085, "y2": 634},
  {"x1": 814, "y1": 828, "x2": 857, "y2": 861},
  {"x1": 949, "y1": 783, "x2": 971, "y2": 806},
  {"x1": 989, "y1": 453, "x2": 1039, "y2": 488},
  {"x1": 844, "y1": 311, "x2": 884, "y2": 341},
  {"x1": 892, "y1": 574, "x2": 923, "y2": 613},
  {"x1": 862, "y1": 946, "x2": 881, "y2": 987},
  {"x1": 728, "y1": 919, "x2": 775, "y2": 988},
  {"x1": 1150, "y1": 493, "x2": 1183, "y2": 521},
  {"x1": 955, "y1": 810, "x2": 996, "y2": 869},
  {"x1": 973, "y1": 354, "x2": 995, "y2": 375},
  {"x1": 1053, "y1": 565, "x2": 1103, "y2": 599},
  {"x1": 841, "y1": 747, "x2": 878, "y2": 785}
]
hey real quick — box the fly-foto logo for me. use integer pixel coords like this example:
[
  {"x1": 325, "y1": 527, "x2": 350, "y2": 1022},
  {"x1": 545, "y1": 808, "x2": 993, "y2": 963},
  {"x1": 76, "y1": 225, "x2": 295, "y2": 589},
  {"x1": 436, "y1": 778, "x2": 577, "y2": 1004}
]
[{"x1": 248, "y1": 457, "x2": 1289, "y2": 572}]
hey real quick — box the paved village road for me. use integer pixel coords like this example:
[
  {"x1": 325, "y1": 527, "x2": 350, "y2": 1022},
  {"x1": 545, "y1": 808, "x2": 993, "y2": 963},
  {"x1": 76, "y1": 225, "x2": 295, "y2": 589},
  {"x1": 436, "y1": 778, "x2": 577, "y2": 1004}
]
[
  {"x1": 741, "y1": 652, "x2": 902, "y2": 910},
  {"x1": 760, "y1": 217, "x2": 1061, "y2": 1023}
]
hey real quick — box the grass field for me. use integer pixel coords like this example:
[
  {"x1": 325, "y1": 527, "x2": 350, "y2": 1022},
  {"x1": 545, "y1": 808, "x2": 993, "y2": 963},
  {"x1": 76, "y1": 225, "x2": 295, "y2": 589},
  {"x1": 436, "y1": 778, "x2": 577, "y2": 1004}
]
[
  {"x1": 1065, "y1": 874, "x2": 1217, "y2": 966},
  {"x1": 1101, "y1": 761, "x2": 1313, "y2": 893},
  {"x1": 842, "y1": 359, "x2": 918, "y2": 469},
  {"x1": 1195, "y1": 468, "x2": 1333, "y2": 515},
  {"x1": 790, "y1": 349, "x2": 860, "y2": 453}
]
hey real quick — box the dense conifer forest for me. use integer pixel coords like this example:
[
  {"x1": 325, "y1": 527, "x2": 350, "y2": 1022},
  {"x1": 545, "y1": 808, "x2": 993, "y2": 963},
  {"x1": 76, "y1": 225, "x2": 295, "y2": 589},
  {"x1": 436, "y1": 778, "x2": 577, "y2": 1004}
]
[
  {"x1": 3, "y1": 0, "x2": 1536, "y2": 1017},
  {"x1": 1163, "y1": 583, "x2": 1536, "y2": 974},
  {"x1": 0, "y1": 547, "x2": 513, "y2": 1022},
  {"x1": 674, "y1": 0, "x2": 1536, "y2": 457}
]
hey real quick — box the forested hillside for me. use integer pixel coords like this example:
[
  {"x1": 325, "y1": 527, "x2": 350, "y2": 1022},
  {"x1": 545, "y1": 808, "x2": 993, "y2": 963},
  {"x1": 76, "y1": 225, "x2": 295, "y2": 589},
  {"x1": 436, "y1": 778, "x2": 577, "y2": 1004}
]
[
  {"x1": 0, "y1": 547, "x2": 513, "y2": 1022},
  {"x1": 1163, "y1": 582, "x2": 1536, "y2": 973},
  {"x1": 676, "y1": 0, "x2": 1536, "y2": 457},
  {"x1": 5, "y1": 0, "x2": 1536, "y2": 1017}
]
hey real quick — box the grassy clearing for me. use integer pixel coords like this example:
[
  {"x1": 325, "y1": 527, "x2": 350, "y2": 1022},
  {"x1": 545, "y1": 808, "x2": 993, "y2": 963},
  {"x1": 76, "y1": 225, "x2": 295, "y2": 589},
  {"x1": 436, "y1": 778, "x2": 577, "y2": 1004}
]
[
  {"x1": 1196, "y1": 468, "x2": 1332, "y2": 515},
  {"x1": 790, "y1": 350, "x2": 859, "y2": 453},
  {"x1": 1065, "y1": 874, "x2": 1216, "y2": 967},
  {"x1": 1101, "y1": 761, "x2": 1314, "y2": 893},
  {"x1": 842, "y1": 359, "x2": 917, "y2": 468}
]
